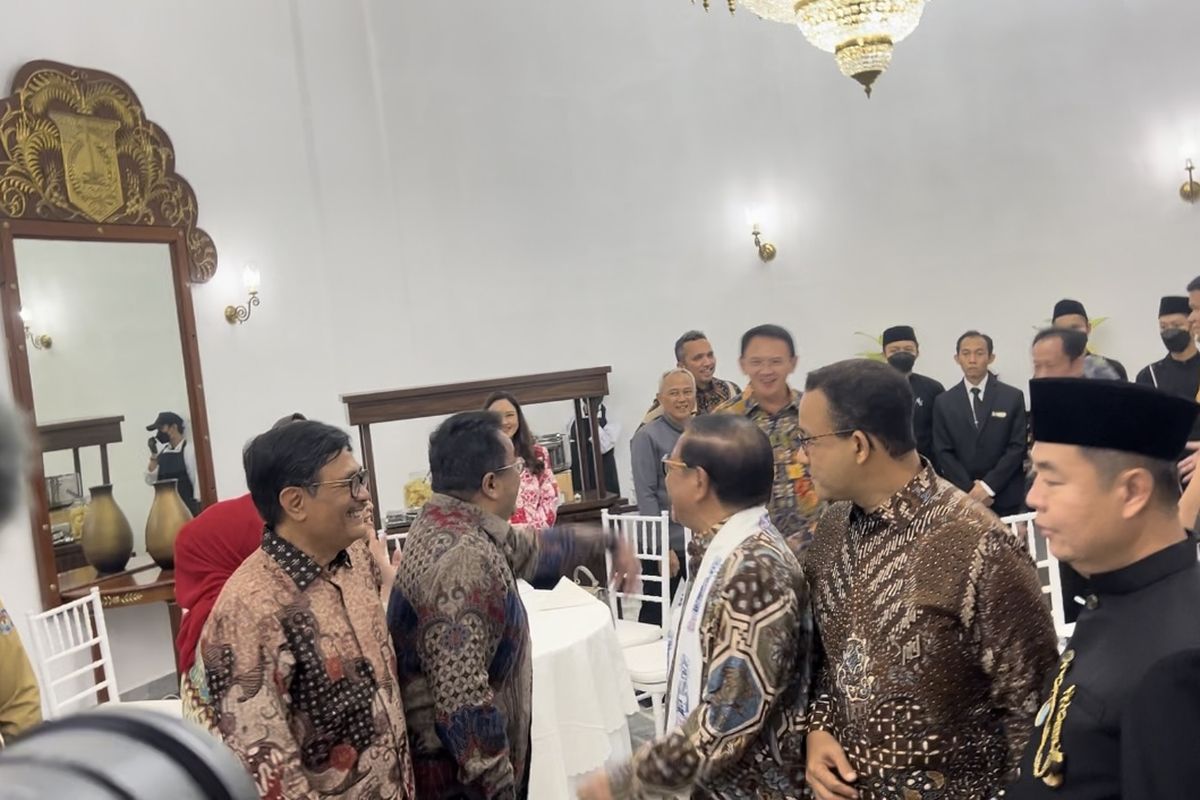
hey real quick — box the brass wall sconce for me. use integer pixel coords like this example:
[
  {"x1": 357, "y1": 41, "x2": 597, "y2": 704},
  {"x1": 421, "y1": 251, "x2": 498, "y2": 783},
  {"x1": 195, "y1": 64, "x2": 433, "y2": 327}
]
[
  {"x1": 1182, "y1": 160, "x2": 1200, "y2": 204},
  {"x1": 745, "y1": 207, "x2": 777, "y2": 262},
  {"x1": 224, "y1": 265, "x2": 261, "y2": 324},
  {"x1": 751, "y1": 224, "x2": 777, "y2": 262},
  {"x1": 19, "y1": 308, "x2": 51, "y2": 350}
]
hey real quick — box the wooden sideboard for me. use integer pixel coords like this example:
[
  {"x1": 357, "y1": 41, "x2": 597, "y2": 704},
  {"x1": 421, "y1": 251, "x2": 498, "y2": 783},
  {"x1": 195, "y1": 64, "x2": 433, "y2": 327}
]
[{"x1": 342, "y1": 366, "x2": 624, "y2": 529}]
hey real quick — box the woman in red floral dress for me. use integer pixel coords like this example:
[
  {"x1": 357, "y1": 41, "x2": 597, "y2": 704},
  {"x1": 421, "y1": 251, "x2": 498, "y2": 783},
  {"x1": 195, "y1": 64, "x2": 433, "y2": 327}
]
[{"x1": 484, "y1": 391, "x2": 560, "y2": 528}]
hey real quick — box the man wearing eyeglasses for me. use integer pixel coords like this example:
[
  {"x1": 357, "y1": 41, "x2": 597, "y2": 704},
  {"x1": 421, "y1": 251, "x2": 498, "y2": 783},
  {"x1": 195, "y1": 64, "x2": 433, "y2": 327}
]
[
  {"x1": 799, "y1": 359, "x2": 1056, "y2": 800},
  {"x1": 714, "y1": 323, "x2": 822, "y2": 554},
  {"x1": 389, "y1": 410, "x2": 640, "y2": 800},
  {"x1": 577, "y1": 414, "x2": 809, "y2": 800},
  {"x1": 639, "y1": 330, "x2": 741, "y2": 426},
  {"x1": 629, "y1": 368, "x2": 696, "y2": 625},
  {"x1": 199, "y1": 420, "x2": 414, "y2": 800}
]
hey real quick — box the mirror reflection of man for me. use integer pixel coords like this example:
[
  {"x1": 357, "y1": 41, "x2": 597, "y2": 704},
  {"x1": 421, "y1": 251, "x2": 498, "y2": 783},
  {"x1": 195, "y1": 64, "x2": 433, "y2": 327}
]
[{"x1": 145, "y1": 411, "x2": 200, "y2": 515}]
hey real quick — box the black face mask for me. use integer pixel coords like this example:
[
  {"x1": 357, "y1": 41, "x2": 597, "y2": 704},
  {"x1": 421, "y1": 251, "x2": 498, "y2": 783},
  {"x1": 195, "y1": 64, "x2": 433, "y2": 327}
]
[
  {"x1": 155, "y1": 430, "x2": 171, "y2": 444},
  {"x1": 886, "y1": 352, "x2": 917, "y2": 374},
  {"x1": 1162, "y1": 328, "x2": 1192, "y2": 354}
]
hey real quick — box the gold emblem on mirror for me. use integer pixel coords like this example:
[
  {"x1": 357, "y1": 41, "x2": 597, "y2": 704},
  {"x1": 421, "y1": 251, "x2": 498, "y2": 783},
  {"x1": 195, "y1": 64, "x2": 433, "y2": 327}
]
[{"x1": 47, "y1": 111, "x2": 123, "y2": 222}]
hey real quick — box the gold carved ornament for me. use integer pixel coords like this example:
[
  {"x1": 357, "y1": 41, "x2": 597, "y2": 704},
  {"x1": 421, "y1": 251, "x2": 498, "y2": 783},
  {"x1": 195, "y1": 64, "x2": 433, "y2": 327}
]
[
  {"x1": 0, "y1": 60, "x2": 216, "y2": 281},
  {"x1": 100, "y1": 591, "x2": 146, "y2": 608}
]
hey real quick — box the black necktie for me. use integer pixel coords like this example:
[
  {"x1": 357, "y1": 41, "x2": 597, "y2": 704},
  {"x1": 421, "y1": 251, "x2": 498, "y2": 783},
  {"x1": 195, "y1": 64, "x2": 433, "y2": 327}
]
[{"x1": 971, "y1": 387, "x2": 982, "y2": 428}]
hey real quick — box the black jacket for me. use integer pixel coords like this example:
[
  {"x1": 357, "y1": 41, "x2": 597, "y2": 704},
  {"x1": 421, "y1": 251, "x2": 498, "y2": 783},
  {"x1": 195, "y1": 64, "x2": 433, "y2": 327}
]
[
  {"x1": 908, "y1": 372, "x2": 945, "y2": 466},
  {"x1": 1008, "y1": 536, "x2": 1200, "y2": 799},
  {"x1": 932, "y1": 375, "x2": 1028, "y2": 514}
]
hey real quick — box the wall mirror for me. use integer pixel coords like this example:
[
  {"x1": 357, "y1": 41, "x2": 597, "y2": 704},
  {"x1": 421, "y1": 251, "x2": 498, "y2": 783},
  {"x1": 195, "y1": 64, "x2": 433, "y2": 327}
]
[{"x1": 0, "y1": 60, "x2": 218, "y2": 630}]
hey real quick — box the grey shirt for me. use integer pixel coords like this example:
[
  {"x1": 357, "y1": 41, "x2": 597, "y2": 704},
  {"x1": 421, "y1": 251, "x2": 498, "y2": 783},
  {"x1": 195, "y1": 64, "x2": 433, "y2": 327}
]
[
  {"x1": 629, "y1": 415, "x2": 686, "y2": 551},
  {"x1": 1083, "y1": 353, "x2": 1121, "y2": 380}
]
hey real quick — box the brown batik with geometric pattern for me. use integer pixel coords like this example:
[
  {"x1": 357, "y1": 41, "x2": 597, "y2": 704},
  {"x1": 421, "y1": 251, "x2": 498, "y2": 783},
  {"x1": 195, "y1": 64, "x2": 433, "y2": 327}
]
[
  {"x1": 806, "y1": 465, "x2": 1058, "y2": 800},
  {"x1": 607, "y1": 513, "x2": 812, "y2": 799}
]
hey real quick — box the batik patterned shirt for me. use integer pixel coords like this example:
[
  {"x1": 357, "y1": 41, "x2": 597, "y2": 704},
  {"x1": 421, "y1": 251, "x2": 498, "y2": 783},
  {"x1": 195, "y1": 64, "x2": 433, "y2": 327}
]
[
  {"x1": 608, "y1": 512, "x2": 812, "y2": 799},
  {"x1": 806, "y1": 466, "x2": 1058, "y2": 799},
  {"x1": 200, "y1": 531, "x2": 414, "y2": 800},
  {"x1": 388, "y1": 493, "x2": 611, "y2": 799},
  {"x1": 714, "y1": 387, "x2": 821, "y2": 552}
]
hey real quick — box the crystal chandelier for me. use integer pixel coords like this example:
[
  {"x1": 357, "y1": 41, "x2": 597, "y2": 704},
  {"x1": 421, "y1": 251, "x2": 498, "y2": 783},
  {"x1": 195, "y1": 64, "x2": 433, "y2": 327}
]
[{"x1": 698, "y1": 0, "x2": 929, "y2": 97}]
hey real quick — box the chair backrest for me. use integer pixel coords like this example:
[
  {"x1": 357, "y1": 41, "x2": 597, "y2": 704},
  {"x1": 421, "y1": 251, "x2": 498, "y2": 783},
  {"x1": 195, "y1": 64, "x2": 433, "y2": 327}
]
[
  {"x1": 1000, "y1": 512, "x2": 1073, "y2": 642},
  {"x1": 25, "y1": 587, "x2": 119, "y2": 718},
  {"x1": 602, "y1": 510, "x2": 672, "y2": 635}
]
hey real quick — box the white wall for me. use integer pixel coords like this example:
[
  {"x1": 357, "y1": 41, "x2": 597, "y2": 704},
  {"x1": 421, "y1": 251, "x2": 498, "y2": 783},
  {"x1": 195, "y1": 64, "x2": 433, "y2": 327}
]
[{"x1": 0, "y1": 0, "x2": 1197, "y2": 688}]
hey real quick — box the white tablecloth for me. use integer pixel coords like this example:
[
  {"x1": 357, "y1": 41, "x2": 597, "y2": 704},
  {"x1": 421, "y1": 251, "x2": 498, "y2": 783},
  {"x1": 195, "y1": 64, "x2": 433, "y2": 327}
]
[{"x1": 522, "y1": 579, "x2": 638, "y2": 799}]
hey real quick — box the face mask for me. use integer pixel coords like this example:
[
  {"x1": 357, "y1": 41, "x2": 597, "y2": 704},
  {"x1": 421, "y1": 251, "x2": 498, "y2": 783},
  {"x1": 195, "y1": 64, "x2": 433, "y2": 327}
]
[
  {"x1": 155, "y1": 431, "x2": 171, "y2": 444},
  {"x1": 886, "y1": 352, "x2": 917, "y2": 374},
  {"x1": 1162, "y1": 329, "x2": 1191, "y2": 354}
]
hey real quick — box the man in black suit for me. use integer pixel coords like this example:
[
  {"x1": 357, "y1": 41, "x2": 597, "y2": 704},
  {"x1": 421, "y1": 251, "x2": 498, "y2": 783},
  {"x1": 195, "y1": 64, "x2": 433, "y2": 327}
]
[
  {"x1": 933, "y1": 330, "x2": 1029, "y2": 516},
  {"x1": 881, "y1": 325, "x2": 945, "y2": 465}
]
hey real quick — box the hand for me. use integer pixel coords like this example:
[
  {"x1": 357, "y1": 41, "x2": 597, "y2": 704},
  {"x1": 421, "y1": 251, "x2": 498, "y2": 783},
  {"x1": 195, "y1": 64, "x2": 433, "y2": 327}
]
[
  {"x1": 610, "y1": 537, "x2": 641, "y2": 592},
  {"x1": 1179, "y1": 442, "x2": 1200, "y2": 484},
  {"x1": 668, "y1": 549, "x2": 680, "y2": 578},
  {"x1": 968, "y1": 481, "x2": 993, "y2": 506},
  {"x1": 806, "y1": 730, "x2": 858, "y2": 800},
  {"x1": 366, "y1": 527, "x2": 388, "y2": 567},
  {"x1": 576, "y1": 771, "x2": 613, "y2": 800}
]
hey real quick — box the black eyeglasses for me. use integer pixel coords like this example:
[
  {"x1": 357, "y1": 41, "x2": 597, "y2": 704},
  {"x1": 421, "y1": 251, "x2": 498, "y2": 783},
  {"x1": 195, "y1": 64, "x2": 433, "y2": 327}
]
[
  {"x1": 797, "y1": 429, "x2": 856, "y2": 453},
  {"x1": 309, "y1": 468, "x2": 370, "y2": 497}
]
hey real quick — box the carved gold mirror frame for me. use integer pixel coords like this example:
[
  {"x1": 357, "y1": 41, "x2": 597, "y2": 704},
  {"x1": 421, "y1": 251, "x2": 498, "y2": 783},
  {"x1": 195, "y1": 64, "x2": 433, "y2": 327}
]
[{"x1": 0, "y1": 60, "x2": 218, "y2": 610}]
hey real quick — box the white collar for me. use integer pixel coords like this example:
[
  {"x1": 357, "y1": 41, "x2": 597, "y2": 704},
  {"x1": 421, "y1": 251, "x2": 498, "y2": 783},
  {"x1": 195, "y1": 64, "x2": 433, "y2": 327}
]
[{"x1": 963, "y1": 373, "x2": 990, "y2": 395}]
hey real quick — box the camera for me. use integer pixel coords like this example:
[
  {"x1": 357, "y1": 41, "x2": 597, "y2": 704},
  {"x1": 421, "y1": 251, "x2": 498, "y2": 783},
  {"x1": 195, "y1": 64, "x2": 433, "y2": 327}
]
[{"x1": 0, "y1": 708, "x2": 257, "y2": 800}]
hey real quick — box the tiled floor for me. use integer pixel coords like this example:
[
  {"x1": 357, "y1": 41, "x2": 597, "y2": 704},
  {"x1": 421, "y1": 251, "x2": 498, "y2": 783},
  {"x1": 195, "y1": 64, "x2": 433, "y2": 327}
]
[
  {"x1": 122, "y1": 672, "x2": 177, "y2": 702},
  {"x1": 628, "y1": 709, "x2": 656, "y2": 748}
]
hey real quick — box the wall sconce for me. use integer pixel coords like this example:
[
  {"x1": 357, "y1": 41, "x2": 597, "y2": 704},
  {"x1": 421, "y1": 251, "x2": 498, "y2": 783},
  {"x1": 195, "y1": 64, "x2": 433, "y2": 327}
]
[
  {"x1": 19, "y1": 308, "x2": 52, "y2": 350},
  {"x1": 224, "y1": 265, "x2": 261, "y2": 324},
  {"x1": 751, "y1": 224, "x2": 777, "y2": 262},
  {"x1": 1181, "y1": 160, "x2": 1200, "y2": 204},
  {"x1": 739, "y1": 208, "x2": 777, "y2": 263}
]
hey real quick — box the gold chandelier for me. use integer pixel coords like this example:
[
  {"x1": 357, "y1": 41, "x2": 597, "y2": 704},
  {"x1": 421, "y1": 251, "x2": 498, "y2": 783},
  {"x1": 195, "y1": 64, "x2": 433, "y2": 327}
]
[{"x1": 698, "y1": 0, "x2": 929, "y2": 97}]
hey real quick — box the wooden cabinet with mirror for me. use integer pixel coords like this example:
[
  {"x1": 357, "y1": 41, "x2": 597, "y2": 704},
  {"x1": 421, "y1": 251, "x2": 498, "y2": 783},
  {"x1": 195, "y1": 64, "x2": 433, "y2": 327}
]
[{"x1": 0, "y1": 60, "x2": 218, "y2": 640}]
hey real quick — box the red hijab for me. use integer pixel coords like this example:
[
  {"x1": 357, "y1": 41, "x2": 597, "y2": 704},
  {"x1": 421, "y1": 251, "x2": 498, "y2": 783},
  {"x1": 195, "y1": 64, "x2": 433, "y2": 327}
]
[{"x1": 173, "y1": 493, "x2": 264, "y2": 672}]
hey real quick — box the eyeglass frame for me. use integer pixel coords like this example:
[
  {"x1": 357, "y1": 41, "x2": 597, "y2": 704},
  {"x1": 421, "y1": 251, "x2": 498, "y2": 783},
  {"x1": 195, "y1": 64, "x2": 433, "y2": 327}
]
[
  {"x1": 308, "y1": 468, "x2": 371, "y2": 497},
  {"x1": 492, "y1": 457, "x2": 526, "y2": 476},
  {"x1": 660, "y1": 455, "x2": 694, "y2": 476},
  {"x1": 796, "y1": 429, "x2": 857, "y2": 453}
]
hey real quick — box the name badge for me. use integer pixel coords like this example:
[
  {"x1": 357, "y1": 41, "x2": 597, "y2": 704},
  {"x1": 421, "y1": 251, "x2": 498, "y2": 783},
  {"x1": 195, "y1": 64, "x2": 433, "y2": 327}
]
[{"x1": 992, "y1": 411, "x2": 1007, "y2": 418}]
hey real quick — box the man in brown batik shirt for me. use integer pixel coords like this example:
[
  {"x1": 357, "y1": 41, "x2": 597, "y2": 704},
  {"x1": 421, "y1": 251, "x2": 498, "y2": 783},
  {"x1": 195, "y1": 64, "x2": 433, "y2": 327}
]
[
  {"x1": 798, "y1": 360, "x2": 1057, "y2": 800},
  {"x1": 200, "y1": 420, "x2": 414, "y2": 800}
]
